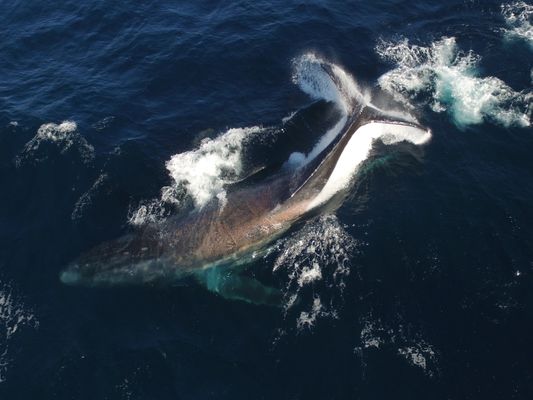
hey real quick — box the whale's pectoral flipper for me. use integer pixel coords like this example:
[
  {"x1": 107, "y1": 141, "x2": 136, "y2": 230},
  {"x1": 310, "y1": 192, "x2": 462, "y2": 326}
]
[{"x1": 195, "y1": 266, "x2": 283, "y2": 307}]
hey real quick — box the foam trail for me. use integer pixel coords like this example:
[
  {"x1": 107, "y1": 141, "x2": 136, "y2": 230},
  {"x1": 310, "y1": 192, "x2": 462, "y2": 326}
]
[
  {"x1": 291, "y1": 53, "x2": 369, "y2": 165},
  {"x1": 377, "y1": 37, "x2": 531, "y2": 128},
  {"x1": 501, "y1": 1, "x2": 533, "y2": 48},
  {"x1": 308, "y1": 122, "x2": 431, "y2": 210}
]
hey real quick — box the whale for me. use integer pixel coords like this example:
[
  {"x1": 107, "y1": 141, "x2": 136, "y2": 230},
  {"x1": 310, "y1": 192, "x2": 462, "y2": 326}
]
[{"x1": 60, "y1": 106, "x2": 431, "y2": 305}]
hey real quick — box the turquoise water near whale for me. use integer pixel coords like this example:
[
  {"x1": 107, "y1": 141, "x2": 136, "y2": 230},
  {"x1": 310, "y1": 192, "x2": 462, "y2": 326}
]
[{"x1": 1, "y1": 0, "x2": 533, "y2": 398}]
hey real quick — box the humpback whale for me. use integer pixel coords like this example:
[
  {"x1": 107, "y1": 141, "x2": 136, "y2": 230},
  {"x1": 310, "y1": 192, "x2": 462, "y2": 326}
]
[{"x1": 60, "y1": 106, "x2": 431, "y2": 305}]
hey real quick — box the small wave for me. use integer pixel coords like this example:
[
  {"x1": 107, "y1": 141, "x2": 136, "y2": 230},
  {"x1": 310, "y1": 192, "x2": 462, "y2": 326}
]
[
  {"x1": 377, "y1": 37, "x2": 531, "y2": 128},
  {"x1": 273, "y1": 215, "x2": 357, "y2": 329},
  {"x1": 16, "y1": 120, "x2": 94, "y2": 166},
  {"x1": 281, "y1": 111, "x2": 298, "y2": 124},
  {"x1": 71, "y1": 173, "x2": 108, "y2": 221},
  {"x1": 502, "y1": 1, "x2": 533, "y2": 48},
  {"x1": 308, "y1": 122, "x2": 431, "y2": 211},
  {"x1": 92, "y1": 116, "x2": 116, "y2": 131},
  {"x1": 0, "y1": 282, "x2": 39, "y2": 383}
]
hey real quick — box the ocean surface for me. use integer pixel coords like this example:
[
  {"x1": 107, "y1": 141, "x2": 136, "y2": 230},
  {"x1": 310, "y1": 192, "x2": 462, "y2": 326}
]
[{"x1": 1, "y1": 0, "x2": 532, "y2": 398}]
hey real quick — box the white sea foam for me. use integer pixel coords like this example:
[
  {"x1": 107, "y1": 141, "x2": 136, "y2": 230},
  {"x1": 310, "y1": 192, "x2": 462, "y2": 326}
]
[
  {"x1": 297, "y1": 262, "x2": 323, "y2": 286},
  {"x1": 296, "y1": 297, "x2": 328, "y2": 329},
  {"x1": 308, "y1": 122, "x2": 431, "y2": 210},
  {"x1": 358, "y1": 313, "x2": 438, "y2": 376},
  {"x1": 0, "y1": 282, "x2": 38, "y2": 382},
  {"x1": 165, "y1": 126, "x2": 262, "y2": 208},
  {"x1": 17, "y1": 120, "x2": 94, "y2": 165},
  {"x1": 502, "y1": 1, "x2": 533, "y2": 48},
  {"x1": 398, "y1": 344, "x2": 436, "y2": 372},
  {"x1": 129, "y1": 126, "x2": 264, "y2": 225},
  {"x1": 377, "y1": 37, "x2": 531, "y2": 128},
  {"x1": 274, "y1": 215, "x2": 356, "y2": 329},
  {"x1": 360, "y1": 318, "x2": 387, "y2": 349}
]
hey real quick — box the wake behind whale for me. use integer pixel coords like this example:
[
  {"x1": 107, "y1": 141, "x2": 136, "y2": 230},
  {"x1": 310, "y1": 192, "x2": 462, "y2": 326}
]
[{"x1": 61, "y1": 55, "x2": 431, "y2": 305}]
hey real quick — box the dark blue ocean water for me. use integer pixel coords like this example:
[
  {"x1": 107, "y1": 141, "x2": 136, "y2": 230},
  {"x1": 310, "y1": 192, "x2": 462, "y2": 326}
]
[{"x1": 1, "y1": 0, "x2": 533, "y2": 398}]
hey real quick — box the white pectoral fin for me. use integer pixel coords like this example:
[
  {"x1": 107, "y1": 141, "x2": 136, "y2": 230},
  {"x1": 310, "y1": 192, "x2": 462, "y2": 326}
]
[
  {"x1": 307, "y1": 121, "x2": 431, "y2": 211},
  {"x1": 195, "y1": 266, "x2": 283, "y2": 307}
]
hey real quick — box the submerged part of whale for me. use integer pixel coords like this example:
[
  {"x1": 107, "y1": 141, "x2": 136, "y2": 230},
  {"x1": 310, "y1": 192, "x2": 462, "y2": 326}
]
[{"x1": 61, "y1": 107, "x2": 431, "y2": 305}]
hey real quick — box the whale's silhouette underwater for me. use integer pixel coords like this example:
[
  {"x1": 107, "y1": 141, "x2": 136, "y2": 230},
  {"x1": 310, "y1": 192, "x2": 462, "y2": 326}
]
[{"x1": 61, "y1": 101, "x2": 431, "y2": 306}]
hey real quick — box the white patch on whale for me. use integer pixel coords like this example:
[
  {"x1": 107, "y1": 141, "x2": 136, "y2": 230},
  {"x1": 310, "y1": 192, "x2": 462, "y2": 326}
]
[
  {"x1": 377, "y1": 37, "x2": 531, "y2": 128},
  {"x1": 308, "y1": 122, "x2": 431, "y2": 211}
]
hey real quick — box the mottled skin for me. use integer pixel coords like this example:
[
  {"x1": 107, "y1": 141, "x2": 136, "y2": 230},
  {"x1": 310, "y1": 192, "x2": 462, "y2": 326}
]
[{"x1": 61, "y1": 158, "x2": 319, "y2": 286}]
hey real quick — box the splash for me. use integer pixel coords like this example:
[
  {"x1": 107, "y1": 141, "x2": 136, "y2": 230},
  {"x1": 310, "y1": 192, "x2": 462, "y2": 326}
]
[
  {"x1": 502, "y1": 1, "x2": 533, "y2": 48},
  {"x1": 129, "y1": 126, "x2": 264, "y2": 225},
  {"x1": 377, "y1": 37, "x2": 531, "y2": 128},
  {"x1": 308, "y1": 121, "x2": 431, "y2": 210},
  {"x1": 16, "y1": 120, "x2": 94, "y2": 165},
  {"x1": 273, "y1": 215, "x2": 357, "y2": 329},
  {"x1": 0, "y1": 282, "x2": 39, "y2": 383},
  {"x1": 166, "y1": 126, "x2": 263, "y2": 208}
]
